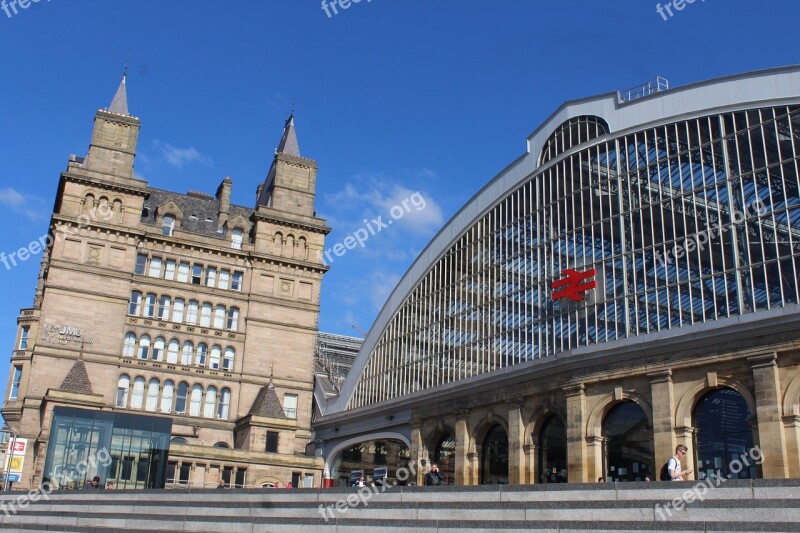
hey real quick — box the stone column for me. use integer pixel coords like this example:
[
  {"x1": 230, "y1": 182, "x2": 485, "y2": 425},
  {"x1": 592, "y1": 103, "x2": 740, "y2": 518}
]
[
  {"x1": 783, "y1": 415, "x2": 800, "y2": 478},
  {"x1": 749, "y1": 353, "x2": 789, "y2": 478},
  {"x1": 410, "y1": 421, "x2": 425, "y2": 486},
  {"x1": 467, "y1": 452, "x2": 479, "y2": 485},
  {"x1": 564, "y1": 383, "x2": 588, "y2": 483},
  {"x1": 455, "y1": 411, "x2": 470, "y2": 486},
  {"x1": 507, "y1": 401, "x2": 526, "y2": 484},
  {"x1": 524, "y1": 444, "x2": 536, "y2": 484},
  {"x1": 649, "y1": 370, "x2": 676, "y2": 472},
  {"x1": 585, "y1": 436, "x2": 604, "y2": 481}
]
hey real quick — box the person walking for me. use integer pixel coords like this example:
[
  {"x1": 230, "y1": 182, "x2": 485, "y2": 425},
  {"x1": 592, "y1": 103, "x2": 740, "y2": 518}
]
[{"x1": 666, "y1": 444, "x2": 693, "y2": 481}]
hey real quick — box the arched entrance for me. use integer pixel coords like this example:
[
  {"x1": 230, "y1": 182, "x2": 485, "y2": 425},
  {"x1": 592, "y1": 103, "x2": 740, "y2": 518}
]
[
  {"x1": 480, "y1": 424, "x2": 508, "y2": 484},
  {"x1": 693, "y1": 387, "x2": 757, "y2": 479},
  {"x1": 603, "y1": 401, "x2": 653, "y2": 482},
  {"x1": 433, "y1": 433, "x2": 456, "y2": 485},
  {"x1": 538, "y1": 416, "x2": 567, "y2": 483},
  {"x1": 329, "y1": 439, "x2": 410, "y2": 487}
]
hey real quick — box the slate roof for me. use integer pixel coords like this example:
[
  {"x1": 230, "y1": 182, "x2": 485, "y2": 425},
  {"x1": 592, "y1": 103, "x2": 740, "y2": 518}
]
[
  {"x1": 141, "y1": 188, "x2": 255, "y2": 239},
  {"x1": 108, "y1": 74, "x2": 129, "y2": 115},
  {"x1": 59, "y1": 360, "x2": 93, "y2": 395},
  {"x1": 276, "y1": 115, "x2": 300, "y2": 157},
  {"x1": 248, "y1": 382, "x2": 287, "y2": 418}
]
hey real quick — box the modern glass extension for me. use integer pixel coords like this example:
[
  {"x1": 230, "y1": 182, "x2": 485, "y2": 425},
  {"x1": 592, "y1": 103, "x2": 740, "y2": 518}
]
[{"x1": 350, "y1": 105, "x2": 800, "y2": 409}]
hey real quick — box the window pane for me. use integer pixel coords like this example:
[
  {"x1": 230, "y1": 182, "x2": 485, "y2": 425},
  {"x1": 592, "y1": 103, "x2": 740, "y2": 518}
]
[
  {"x1": 164, "y1": 260, "x2": 176, "y2": 280},
  {"x1": 219, "y1": 270, "x2": 230, "y2": 290},
  {"x1": 149, "y1": 257, "x2": 162, "y2": 278},
  {"x1": 135, "y1": 254, "x2": 147, "y2": 275},
  {"x1": 177, "y1": 262, "x2": 190, "y2": 283},
  {"x1": 205, "y1": 268, "x2": 217, "y2": 288},
  {"x1": 232, "y1": 272, "x2": 243, "y2": 291}
]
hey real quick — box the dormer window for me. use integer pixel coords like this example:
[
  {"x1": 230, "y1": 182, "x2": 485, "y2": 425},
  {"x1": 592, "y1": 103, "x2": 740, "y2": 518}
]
[
  {"x1": 162, "y1": 215, "x2": 176, "y2": 236},
  {"x1": 231, "y1": 228, "x2": 244, "y2": 250}
]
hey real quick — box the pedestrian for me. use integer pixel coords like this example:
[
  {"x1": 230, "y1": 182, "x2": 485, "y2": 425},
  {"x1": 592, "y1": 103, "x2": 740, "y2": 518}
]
[
  {"x1": 274, "y1": 481, "x2": 281, "y2": 488},
  {"x1": 285, "y1": 482, "x2": 294, "y2": 489},
  {"x1": 217, "y1": 480, "x2": 226, "y2": 489},
  {"x1": 105, "y1": 481, "x2": 114, "y2": 490},
  {"x1": 352, "y1": 475, "x2": 365, "y2": 488},
  {"x1": 84, "y1": 476, "x2": 102, "y2": 489},
  {"x1": 425, "y1": 463, "x2": 444, "y2": 486},
  {"x1": 664, "y1": 444, "x2": 693, "y2": 481},
  {"x1": 597, "y1": 477, "x2": 605, "y2": 483}
]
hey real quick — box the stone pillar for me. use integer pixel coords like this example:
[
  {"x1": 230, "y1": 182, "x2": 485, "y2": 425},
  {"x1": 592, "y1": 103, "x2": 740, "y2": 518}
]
[
  {"x1": 564, "y1": 383, "x2": 588, "y2": 483},
  {"x1": 649, "y1": 370, "x2": 676, "y2": 472},
  {"x1": 783, "y1": 415, "x2": 800, "y2": 478},
  {"x1": 455, "y1": 412, "x2": 470, "y2": 486},
  {"x1": 749, "y1": 353, "x2": 789, "y2": 478},
  {"x1": 524, "y1": 444, "x2": 536, "y2": 484},
  {"x1": 507, "y1": 401, "x2": 526, "y2": 484},
  {"x1": 410, "y1": 421, "x2": 425, "y2": 486},
  {"x1": 467, "y1": 452, "x2": 479, "y2": 485},
  {"x1": 586, "y1": 436, "x2": 604, "y2": 481}
]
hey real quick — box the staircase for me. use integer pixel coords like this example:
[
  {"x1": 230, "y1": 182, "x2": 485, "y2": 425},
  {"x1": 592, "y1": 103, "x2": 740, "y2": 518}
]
[{"x1": 0, "y1": 479, "x2": 798, "y2": 532}]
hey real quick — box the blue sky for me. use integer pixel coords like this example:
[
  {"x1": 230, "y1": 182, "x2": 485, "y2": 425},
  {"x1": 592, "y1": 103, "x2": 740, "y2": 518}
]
[{"x1": 0, "y1": 0, "x2": 798, "y2": 396}]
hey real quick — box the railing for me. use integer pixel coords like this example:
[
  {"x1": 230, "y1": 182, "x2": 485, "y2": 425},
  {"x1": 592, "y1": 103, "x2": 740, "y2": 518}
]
[{"x1": 619, "y1": 76, "x2": 670, "y2": 102}]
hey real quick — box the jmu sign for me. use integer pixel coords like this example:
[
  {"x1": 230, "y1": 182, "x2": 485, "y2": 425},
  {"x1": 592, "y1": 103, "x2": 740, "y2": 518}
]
[{"x1": 552, "y1": 268, "x2": 597, "y2": 301}]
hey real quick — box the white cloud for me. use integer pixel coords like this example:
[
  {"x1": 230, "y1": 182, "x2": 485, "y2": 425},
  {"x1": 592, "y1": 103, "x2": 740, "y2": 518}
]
[
  {"x1": 0, "y1": 188, "x2": 49, "y2": 221},
  {"x1": 153, "y1": 140, "x2": 212, "y2": 169}
]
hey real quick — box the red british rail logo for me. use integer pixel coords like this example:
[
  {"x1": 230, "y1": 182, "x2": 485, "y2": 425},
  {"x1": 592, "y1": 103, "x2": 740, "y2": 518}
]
[{"x1": 552, "y1": 268, "x2": 597, "y2": 301}]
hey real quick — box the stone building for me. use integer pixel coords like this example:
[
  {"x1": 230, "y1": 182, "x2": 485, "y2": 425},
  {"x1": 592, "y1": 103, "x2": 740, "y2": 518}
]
[
  {"x1": 1, "y1": 74, "x2": 329, "y2": 489},
  {"x1": 314, "y1": 66, "x2": 800, "y2": 486}
]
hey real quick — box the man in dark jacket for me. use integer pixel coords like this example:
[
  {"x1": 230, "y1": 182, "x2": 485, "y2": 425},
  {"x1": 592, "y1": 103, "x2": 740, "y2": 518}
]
[{"x1": 425, "y1": 463, "x2": 444, "y2": 486}]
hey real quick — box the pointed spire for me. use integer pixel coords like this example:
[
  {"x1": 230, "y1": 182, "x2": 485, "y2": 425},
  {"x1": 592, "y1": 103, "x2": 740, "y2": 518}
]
[
  {"x1": 276, "y1": 114, "x2": 300, "y2": 157},
  {"x1": 108, "y1": 67, "x2": 129, "y2": 115}
]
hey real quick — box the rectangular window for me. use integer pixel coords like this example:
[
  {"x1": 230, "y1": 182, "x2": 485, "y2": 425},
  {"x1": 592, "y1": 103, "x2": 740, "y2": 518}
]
[
  {"x1": 283, "y1": 393, "x2": 298, "y2": 419},
  {"x1": 135, "y1": 254, "x2": 147, "y2": 275},
  {"x1": 177, "y1": 262, "x2": 190, "y2": 283},
  {"x1": 234, "y1": 468, "x2": 246, "y2": 489},
  {"x1": 291, "y1": 472, "x2": 301, "y2": 489},
  {"x1": 232, "y1": 271, "x2": 243, "y2": 291},
  {"x1": 218, "y1": 270, "x2": 230, "y2": 290},
  {"x1": 179, "y1": 463, "x2": 191, "y2": 485},
  {"x1": 19, "y1": 327, "x2": 30, "y2": 350},
  {"x1": 205, "y1": 267, "x2": 217, "y2": 288},
  {"x1": 164, "y1": 260, "x2": 176, "y2": 280},
  {"x1": 191, "y1": 265, "x2": 203, "y2": 285},
  {"x1": 9, "y1": 366, "x2": 22, "y2": 400},
  {"x1": 266, "y1": 431, "x2": 279, "y2": 453},
  {"x1": 172, "y1": 298, "x2": 185, "y2": 323},
  {"x1": 149, "y1": 257, "x2": 162, "y2": 278}
]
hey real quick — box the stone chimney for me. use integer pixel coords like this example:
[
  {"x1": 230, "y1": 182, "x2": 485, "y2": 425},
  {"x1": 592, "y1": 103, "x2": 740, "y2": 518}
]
[{"x1": 217, "y1": 177, "x2": 232, "y2": 229}]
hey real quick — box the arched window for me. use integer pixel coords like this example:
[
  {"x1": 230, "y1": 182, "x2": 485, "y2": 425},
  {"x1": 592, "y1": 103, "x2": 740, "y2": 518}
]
[
  {"x1": 231, "y1": 228, "x2": 244, "y2": 250},
  {"x1": 167, "y1": 339, "x2": 180, "y2": 364},
  {"x1": 181, "y1": 341, "x2": 194, "y2": 366},
  {"x1": 213, "y1": 305, "x2": 226, "y2": 329},
  {"x1": 433, "y1": 433, "x2": 456, "y2": 485},
  {"x1": 158, "y1": 296, "x2": 171, "y2": 320},
  {"x1": 195, "y1": 343, "x2": 208, "y2": 367},
  {"x1": 227, "y1": 308, "x2": 239, "y2": 331},
  {"x1": 152, "y1": 337, "x2": 165, "y2": 361},
  {"x1": 538, "y1": 417, "x2": 568, "y2": 483},
  {"x1": 190, "y1": 384, "x2": 203, "y2": 416},
  {"x1": 162, "y1": 215, "x2": 176, "y2": 236},
  {"x1": 144, "y1": 293, "x2": 157, "y2": 318},
  {"x1": 160, "y1": 380, "x2": 175, "y2": 413},
  {"x1": 171, "y1": 437, "x2": 188, "y2": 445},
  {"x1": 693, "y1": 388, "x2": 756, "y2": 480},
  {"x1": 186, "y1": 300, "x2": 199, "y2": 325},
  {"x1": 137, "y1": 335, "x2": 151, "y2": 360},
  {"x1": 209, "y1": 345, "x2": 221, "y2": 370},
  {"x1": 116, "y1": 375, "x2": 130, "y2": 407},
  {"x1": 480, "y1": 425, "x2": 509, "y2": 484},
  {"x1": 128, "y1": 291, "x2": 142, "y2": 316},
  {"x1": 145, "y1": 378, "x2": 160, "y2": 411},
  {"x1": 123, "y1": 333, "x2": 136, "y2": 357},
  {"x1": 204, "y1": 386, "x2": 217, "y2": 418},
  {"x1": 130, "y1": 377, "x2": 145, "y2": 409},
  {"x1": 603, "y1": 402, "x2": 653, "y2": 482},
  {"x1": 223, "y1": 347, "x2": 235, "y2": 371},
  {"x1": 172, "y1": 298, "x2": 185, "y2": 323},
  {"x1": 213, "y1": 441, "x2": 231, "y2": 449},
  {"x1": 175, "y1": 382, "x2": 189, "y2": 414},
  {"x1": 200, "y1": 303, "x2": 212, "y2": 327},
  {"x1": 218, "y1": 388, "x2": 231, "y2": 419}
]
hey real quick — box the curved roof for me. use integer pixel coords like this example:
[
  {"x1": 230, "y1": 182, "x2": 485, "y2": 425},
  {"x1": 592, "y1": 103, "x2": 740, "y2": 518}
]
[{"x1": 324, "y1": 65, "x2": 800, "y2": 416}]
